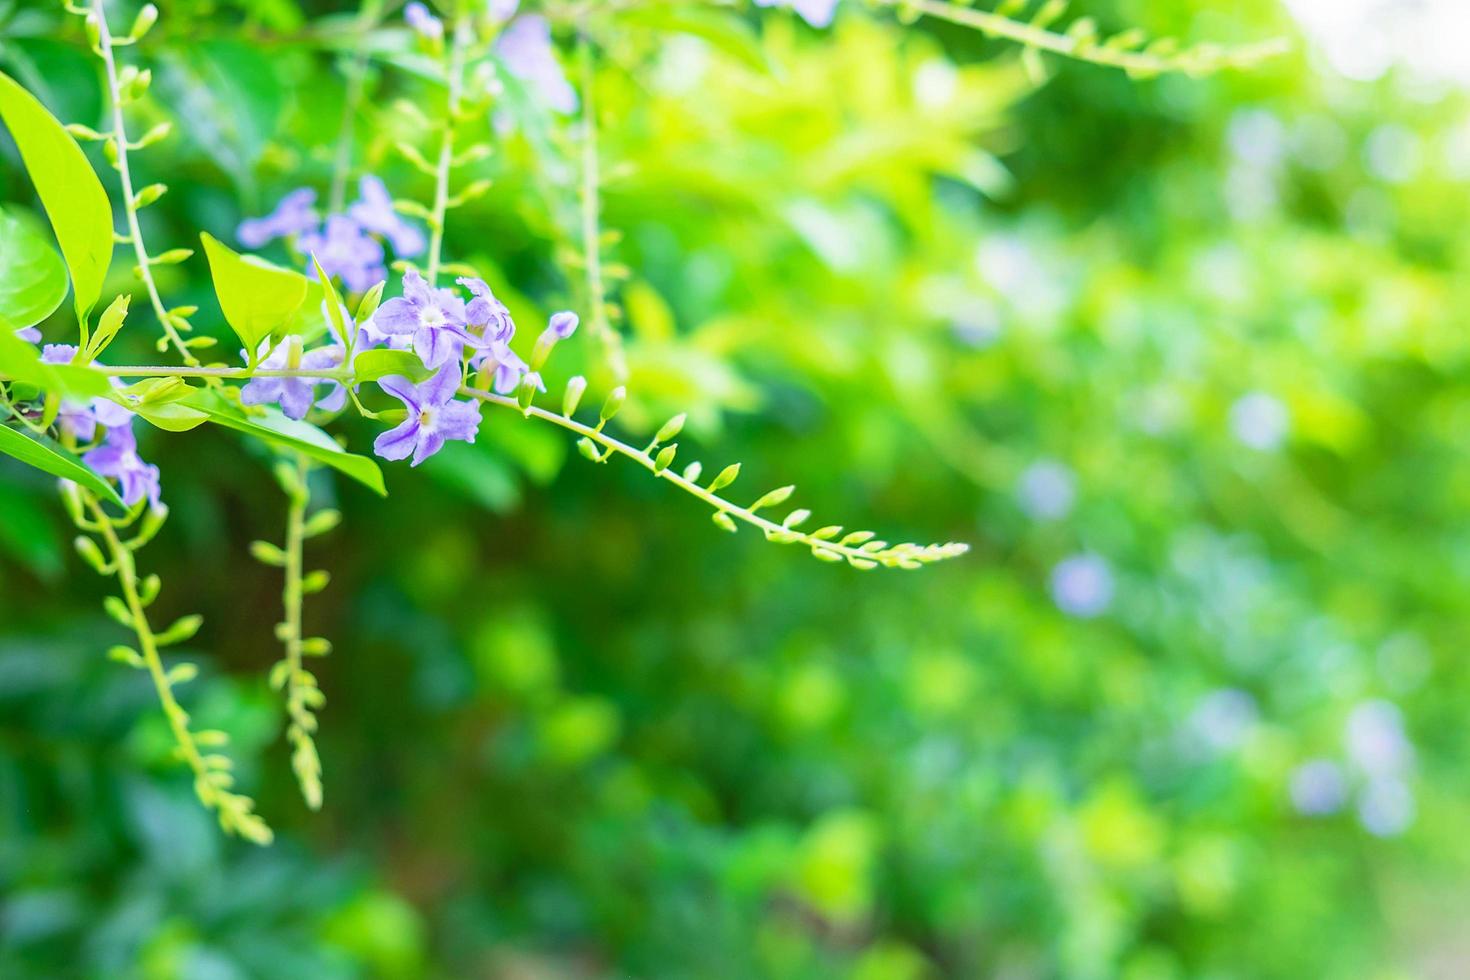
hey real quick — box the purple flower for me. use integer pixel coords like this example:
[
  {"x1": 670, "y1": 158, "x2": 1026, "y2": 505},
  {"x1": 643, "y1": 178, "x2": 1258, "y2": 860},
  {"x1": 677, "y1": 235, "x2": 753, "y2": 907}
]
[
  {"x1": 496, "y1": 15, "x2": 577, "y2": 114},
  {"x1": 488, "y1": 0, "x2": 519, "y2": 20},
  {"x1": 14, "y1": 326, "x2": 41, "y2": 343},
  {"x1": 454, "y1": 278, "x2": 535, "y2": 393},
  {"x1": 541, "y1": 311, "x2": 579, "y2": 342},
  {"x1": 1290, "y1": 759, "x2": 1347, "y2": 816},
  {"x1": 753, "y1": 0, "x2": 839, "y2": 28},
  {"x1": 237, "y1": 188, "x2": 319, "y2": 249},
  {"x1": 375, "y1": 269, "x2": 478, "y2": 370},
  {"x1": 83, "y1": 422, "x2": 161, "y2": 508},
  {"x1": 41, "y1": 344, "x2": 132, "y2": 442},
  {"x1": 1358, "y1": 775, "x2": 1415, "y2": 837},
  {"x1": 240, "y1": 338, "x2": 345, "y2": 420},
  {"x1": 373, "y1": 363, "x2": 482, "y2": 466},
  {"x1": 405, "y1": 1, "x2": 443, "y2": 40},
  {"x1": 1049, "y1": 552, "x2": 1114, "y2": 618},
  {"x1": 299, "y1": 215, "x2": 386, "y2": 294},
  {"x1": 1344, "y1": 700, "x2": 1413, "y2": 777},
  {"x1": 348, "y1": 175, "x2": 426, "y2": 258},
  {"x1": 1017, "y1": 459, "x2": 1076, "y2": 521},
  {"x1": 1187, "y1": 688, "x2": 1258, "y2": 754}
]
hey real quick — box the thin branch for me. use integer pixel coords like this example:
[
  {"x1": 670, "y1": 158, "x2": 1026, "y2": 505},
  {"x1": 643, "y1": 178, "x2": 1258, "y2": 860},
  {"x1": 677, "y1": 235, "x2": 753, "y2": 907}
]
[{"x1": 89, "y1": 0, "x2": 197, "y2": 364}]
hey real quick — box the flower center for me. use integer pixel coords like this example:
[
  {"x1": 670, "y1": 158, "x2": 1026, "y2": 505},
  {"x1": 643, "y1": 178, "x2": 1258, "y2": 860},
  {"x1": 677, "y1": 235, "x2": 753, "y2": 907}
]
[
  {"x1": 419, "y1": 305, "x2": 447, "y2": 330},
  {"x1": 418, "y1": 407, "x2": 436, "y2": 429}
]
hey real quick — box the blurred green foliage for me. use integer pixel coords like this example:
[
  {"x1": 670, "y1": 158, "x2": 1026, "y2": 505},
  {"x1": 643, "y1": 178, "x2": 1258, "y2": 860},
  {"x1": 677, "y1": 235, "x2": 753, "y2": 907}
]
[{"x1": 3, "y1": 0, "x2": 1470, "y2": 976}]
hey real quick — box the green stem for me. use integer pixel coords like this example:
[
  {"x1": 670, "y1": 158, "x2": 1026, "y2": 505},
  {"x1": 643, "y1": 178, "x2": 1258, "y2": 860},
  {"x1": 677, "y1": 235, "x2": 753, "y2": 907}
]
[
  {"x1": 279, "y1": 453, "x2": 323, "y2": 810},
  {"x1": 81, "y1": 492, "x2": 272, "y2": 843},
  {"x1": 457, "y1": 385, "x2": 966, "y2": 566},
  {"x1": 577, "y1": 36, "x2": 627, "y2": 382},
  {"x1": 90, "y1": 0, "x2": 197, "y2": 365},
  {"x1": 424, "y1": 16, "x2": 470, "y2": 285},
  {"x1": 872, "y1": 0, "x2": 1288, "y2": 75},
  {"x1": 327, "y1": 0, "x2": 384, "y2": 212},
  {"x1": 79, "y1": 363, "x2": 967, "y2": 567},
  {"x1": 104, "y1": 365, "x2": 354, "y2": 380}
]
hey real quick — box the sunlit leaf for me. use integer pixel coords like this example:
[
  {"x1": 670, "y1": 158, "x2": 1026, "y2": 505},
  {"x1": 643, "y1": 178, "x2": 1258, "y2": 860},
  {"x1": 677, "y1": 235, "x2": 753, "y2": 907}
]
[{"x1": 0, "y1": 69, "x2": 113, "y2": 324}]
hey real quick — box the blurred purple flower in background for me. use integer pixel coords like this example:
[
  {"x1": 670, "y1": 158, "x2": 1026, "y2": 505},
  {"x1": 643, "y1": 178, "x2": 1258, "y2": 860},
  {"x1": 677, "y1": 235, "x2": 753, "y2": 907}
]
[
  {"x1": 348, "y1": 176, "x2": 426, "y2": 258},
  {"x1": 14, "y1": 326, "x2": 41, "y2": 343},
  {"x1": 1188, "y1": 688, "x2": 1259, "y2": 754},
  {"x1": 1049, "y1": 553, "x2": 1114, "y2": 618},
  {"x1": 497, "y1": 15, "x2": 577, "y2": 114},
  {"x1": 1345, "y1": 699, "x2": 1414, "y2": 777},
  {"x1": 1290, "y1": 759, "x2": 1347, "y2": 816},
  {"x1": 1017, "y1": 459, "x2": 1076, "y2": 521},
  {"x1": 299, "y1": 215, "x2": 386, "y2": 294},
  {"x1": 1357, "y1": 775, "x2": 1415, "y2": 837},
  {"x1": 753, "y1": 0, "x2": 839, "y2": 28},
  {"x1": 1230, "y1": 391, "x2": 1290, "y2": 451},
  {"x1": 237, "y1": 188, "x2": 319, "y2": 249},
  {"x1": 374, "y1": 364, "x2": 483, "y2": 466},
  {"x1": 404, "y1": 1, "x2": 443, "y2": 40}
]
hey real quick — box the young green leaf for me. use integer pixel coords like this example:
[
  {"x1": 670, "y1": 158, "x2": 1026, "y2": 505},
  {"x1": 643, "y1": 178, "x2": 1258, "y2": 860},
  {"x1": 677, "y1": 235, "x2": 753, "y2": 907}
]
[
  {"x1": 0, "y1": 207, "x2": 67, "y2": 330},
  {"x1": 0, "y1": 70, "x2": 114, "y2": 324},
  {"x1": 353, "y1": 349, "x2": 433, "y2": 385},
  {"x1": 200, "y1": 232, "x2": 308, "y2": 356},
  {"x1": 0, "y1": 425, "x2": 124, "y2": 507}
]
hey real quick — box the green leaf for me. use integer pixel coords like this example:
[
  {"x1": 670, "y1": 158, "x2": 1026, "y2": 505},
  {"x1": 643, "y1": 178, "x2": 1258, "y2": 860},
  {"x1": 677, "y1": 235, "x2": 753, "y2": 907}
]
[
  {"x1": 0, "y1": 425, "x2": 124, "y2": 507},
  {"x1": 310, "y1": 253, "x2": 351, "y2": 350},
  {"x1": 0, "y1": 327, "x2": 112, "y2": 399},
  {"x1": 181, "y1": 388, "x2": 385, "y2": 495},
  {"x1": 352, "y1": 349, "x2": 433, "y2": 385},
  {"x1": 0, "y1": 70, "x2": 113, "y2": 324},
  {"x1": 200, "y1": 232, "x2": 308, "y2": 356},
  {"x1": 0, "y1": 207, "x2": 67, "y2": 329}
]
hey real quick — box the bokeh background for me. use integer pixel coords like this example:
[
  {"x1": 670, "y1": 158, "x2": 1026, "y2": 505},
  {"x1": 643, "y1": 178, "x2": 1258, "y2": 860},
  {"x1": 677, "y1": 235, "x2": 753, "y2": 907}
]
[{"x1": 3, "y1": 0, "x2": 1470, "y2": 976}]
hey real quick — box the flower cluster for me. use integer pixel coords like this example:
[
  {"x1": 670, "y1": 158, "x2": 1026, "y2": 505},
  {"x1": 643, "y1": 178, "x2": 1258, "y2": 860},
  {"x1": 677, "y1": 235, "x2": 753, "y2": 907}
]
[
  {"x1": 20, "y1": 339, "x2": 161, "y2": 508},
  {"x1": 236, "y1": 177, "x2": 425, "y2": 292},
  {"x1": 1289, "y1": 699, "x2": 1418, "y2": 837},
  {"x1": 235, "y1": 266, "x2": 578, "y2": 468}
]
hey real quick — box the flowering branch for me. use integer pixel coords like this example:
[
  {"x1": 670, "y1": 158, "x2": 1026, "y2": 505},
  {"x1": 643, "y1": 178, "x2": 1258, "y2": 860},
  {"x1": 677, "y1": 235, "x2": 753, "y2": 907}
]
[
  {"x1": 872, "y1": 0, "x2": 1288, "y2": 77},
  {"x1": 82, "y1": 360, "x2": 969, "y2": 569},
  {"x1": 70, "y1": 487, "x2": 272, "y2": 844}
]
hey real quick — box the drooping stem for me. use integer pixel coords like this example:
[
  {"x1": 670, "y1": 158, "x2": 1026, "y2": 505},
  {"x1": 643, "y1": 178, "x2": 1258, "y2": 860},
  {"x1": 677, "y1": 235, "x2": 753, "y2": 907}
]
[
  {"x1": 81, "y1": 491, "x2": 272, "y2": 843},
  {"x1": 424, "y1": 16, "x2": 470, "y2": 285},
  {"x1": 278, "y1": 453, "x2": 324, "y2": 810},
  {"x1": 870, "y1": 0, "x2": 1288, "y2": 75},
  {"x1": 89, "y1": 0, "x2": 196, "y2": 365},
  {"x1": 457, "y1": 386, "x2": 967, "y2": 567},
  {"x1": 577, "y1": 35, "x2": 627, "y2": 382}
]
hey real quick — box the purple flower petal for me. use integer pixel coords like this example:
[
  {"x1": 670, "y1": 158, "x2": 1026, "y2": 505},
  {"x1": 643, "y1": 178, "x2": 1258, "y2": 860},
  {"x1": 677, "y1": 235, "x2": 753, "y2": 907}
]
[
  {"x1": 419, "y1": 362, "x2": 463, "y2": 406},
  {"x1": 377, "y1": 375, "x2": 423, "y2": 412},
  {"x1": 374, "y1": 418, "x2": 421, "y2": 461}
]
